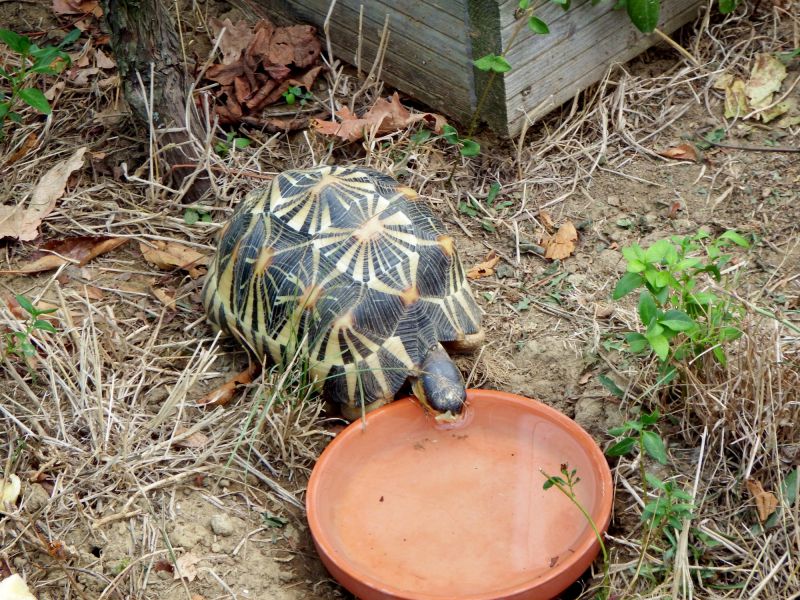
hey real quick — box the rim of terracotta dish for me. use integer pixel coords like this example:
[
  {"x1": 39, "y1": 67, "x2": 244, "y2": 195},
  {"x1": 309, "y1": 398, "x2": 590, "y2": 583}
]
[{"x1": 306, "y1": 389, "x2": 614, "y2": 600}]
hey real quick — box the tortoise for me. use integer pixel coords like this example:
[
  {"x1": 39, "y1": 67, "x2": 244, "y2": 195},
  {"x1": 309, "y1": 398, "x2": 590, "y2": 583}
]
[{"x1": 202, "y1": 165, "x2": 483, "y2": 420}]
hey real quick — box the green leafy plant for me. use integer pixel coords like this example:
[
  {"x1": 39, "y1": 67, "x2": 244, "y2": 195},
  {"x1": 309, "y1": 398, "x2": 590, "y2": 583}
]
[
  {"x1": 183, "y1": 208, "x2": 213, "y2": 225},
  {"x1": 542, "y1": 463, "x2": 609, "y2": 598},
  {"x1": 613, "y1": 230, "x2": 750, "y2": 368},
  {"x1": 641, "y1": 473, "x2": 695, "y2": 561},
  {"x1": 0, "y1": 28, "x2": 80, "y2": 132},
  {"x1": 282, "y1": 85, "x2": 313, "y2": 106},
  {"x1": 4, "y1": 295, "x2": 58, "y2": 361},
  {"x1": 214, "y1": 131, "x2": 251, "y2": 156},
  {"x1": 606, "y1": 410, "x2": 667, "y2": 465},
  {"x1": 441, "y1": 124, "x2": 480, "y2": 157}
]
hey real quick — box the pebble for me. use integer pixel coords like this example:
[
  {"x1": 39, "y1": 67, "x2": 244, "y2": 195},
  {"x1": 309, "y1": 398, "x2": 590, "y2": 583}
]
[{"x1": 210, "y1": 514, "x2": 235, "y2": 536}]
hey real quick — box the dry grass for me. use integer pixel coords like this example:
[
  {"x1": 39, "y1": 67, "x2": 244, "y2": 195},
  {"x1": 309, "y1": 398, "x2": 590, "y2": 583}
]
[{"x1": 1, "y1": 1, "x2": 799, "y2": 599}]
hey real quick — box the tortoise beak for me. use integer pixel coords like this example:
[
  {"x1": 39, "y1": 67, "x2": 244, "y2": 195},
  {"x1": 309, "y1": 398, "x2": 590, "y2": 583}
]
[{"x1": 411, "y1": 378, "x2": 466, "y2": 421}]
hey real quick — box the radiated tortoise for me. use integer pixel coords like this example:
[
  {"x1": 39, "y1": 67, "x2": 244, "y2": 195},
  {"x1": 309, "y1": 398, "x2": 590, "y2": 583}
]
[{"x1": 202, "y1": 166, "x2": 483, "y2": 420}]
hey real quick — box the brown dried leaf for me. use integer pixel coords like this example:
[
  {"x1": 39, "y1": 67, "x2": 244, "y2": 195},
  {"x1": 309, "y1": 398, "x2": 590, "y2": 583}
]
[
  {"x1": 313, "y1": 92, "x2": 447, "y2": 142},
  {"x1": 659, "y1": 143, "x2": 699, "y2": 162},
  {"x1": 153, "y1": 560, "x2": 174, "y2": 574},
  {"x1": 151, "y1": 286, "x2": 176, "y2": 310},
  {"x1": 197, "y1": 364, "x2": 259, "y2": 407},
  {"x1": 268, "y1": 24, "x2": 321, "y2": 68},
  {"x1": 467, "y1": 251, "x2": 500, "y2": 280},
  {"x1": 538, "y1": 210, "x2": 555, "y2": 231},
  {"x1": 746, "y1": 479, "x2": 779, "y2": 523},
  {"x1": 4, "y1": 133, "x2": 38, "y2": 166},
  {"x1": 0, "y1": 147, "x2": 86, "y2": 241},
  {"x1": 173, "y1": 552, "x2": 202, "y2": 582},
  {"x1": 139, "y1": 241, "x2": 208, "y2": 279},
  {"x1": 94, "y1": 48, "x2": 115, "y2": 69},
  {"x1": 209, "y1": 18, "x2": 254, "y2": 65},
  {"x1": 205, "y1": 62, "x2": 244, "y2": 86},
  {"x1": 173, "y1": 426, "x2": 209, "y2": 449},
  {"x1": 543, "y1": 221, "x2": 578, "y2": 260},
  {"x1": 52, "y1": 0, "x2": 102, "y2": 17},
  {"x1": 0, "y1": 237, "x2": 129, "y2": 274}
]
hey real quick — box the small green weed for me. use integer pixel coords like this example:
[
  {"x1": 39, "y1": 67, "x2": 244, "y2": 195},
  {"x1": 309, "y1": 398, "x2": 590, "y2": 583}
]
[
  {"x1": 214, "y1": 131, "x2": 251, "y2": 156},
  {"x1": 0, "y1": 28, "x2": 80, "y2": 133},
  {"x1": 606, "y1": 410, "x2": 668, "y2": 465},
  {"x1": 282, "y1": 85, "x2": 313, "y2": 106},
  {"x1": 642, "y1": 473, "x2": 695, "y2": 562},
  {"x1": 4, "y1": 295, "x2": 58, "y2": 361},
  {"x1": 612, "y1": 230, "x2": 750, "y2": 370},
  {"x1": 542, "y1": 463, "x2": 609, "y2": 598},
  {"x1": 183, "y1": 207, "x2": 213, "y2": 225}
]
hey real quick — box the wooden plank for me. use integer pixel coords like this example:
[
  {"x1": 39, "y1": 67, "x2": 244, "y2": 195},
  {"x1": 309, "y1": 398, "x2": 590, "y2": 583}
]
[
  {"x1": 503, "y1": 1, "x2": 702, "y2": 136},
  {"x1": 466, "y1": 0, "x2": 506, "y2": 132}
]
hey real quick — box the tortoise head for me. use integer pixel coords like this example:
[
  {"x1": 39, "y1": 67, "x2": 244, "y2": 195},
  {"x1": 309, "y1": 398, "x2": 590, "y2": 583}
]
[{"x1": 412, "y1": 343, "x2": 466, "y2": 422}]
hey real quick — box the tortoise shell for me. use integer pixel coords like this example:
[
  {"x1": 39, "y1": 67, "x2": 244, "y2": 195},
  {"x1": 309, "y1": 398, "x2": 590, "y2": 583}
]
[{"x1": 202, "y1": 166, "x2": 482, "y2": 410}]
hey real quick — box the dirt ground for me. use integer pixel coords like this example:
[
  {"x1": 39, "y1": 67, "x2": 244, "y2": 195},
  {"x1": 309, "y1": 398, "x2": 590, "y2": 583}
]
[{"x1": 1, "y1": 1, "x2": 798, "y2": 599}]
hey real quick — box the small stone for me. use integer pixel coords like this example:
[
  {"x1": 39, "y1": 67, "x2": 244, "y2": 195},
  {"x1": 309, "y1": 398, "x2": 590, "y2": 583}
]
[
  {"x1": 23, "y1": 483, "x2": 50, "y2": 512},
  {"x1": 210, "y1": 514, "x2": 235, "y2": 536},
  {"x1": 607, "y1": 195, "x2": 620, "y2": 207},
  {"x1": 218, "y1": 479, "x2": 231, "y2": 489},
  {"x1": 211, "y1": 542, "x2": 222, "y2": 552}
]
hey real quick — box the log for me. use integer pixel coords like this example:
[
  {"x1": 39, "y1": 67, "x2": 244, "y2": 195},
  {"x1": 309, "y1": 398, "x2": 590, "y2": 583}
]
[{"x1": 103, "y1": 0, "x2": 209, "y2": 202}]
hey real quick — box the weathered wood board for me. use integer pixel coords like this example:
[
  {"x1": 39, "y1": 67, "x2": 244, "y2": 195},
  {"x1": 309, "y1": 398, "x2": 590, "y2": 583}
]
[{"x1": 255, "y1": 0, "x2": 705, "y2": 137}]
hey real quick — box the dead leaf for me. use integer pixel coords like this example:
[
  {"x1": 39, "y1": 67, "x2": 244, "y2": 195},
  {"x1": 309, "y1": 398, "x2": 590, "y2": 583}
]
[
  {"x1": 267, "y1": 24, "x2": 321, "y2": 68},
  {"x1": 714, "y1": 73, "x2": 748, "y2": 119},
  {"x1": 70, "y1": 66, "x2": 100, "y2": 86},
  {"x1": 5, "y1": 296, "x2": 61, "y2": 321},
  {"x1": 467, "y1": 251, "x2": 501, "y2": 280},
  {"x1": 153, "y1": 560, "x2": 174, "y2": 574},
  {"x1": 0, "y1": 147, "x2": 86, "y2": 241},
  {"x1": 745, "y1": 53, "x2": 787, "y2": 111},
  {"x1": 0, "y1": 237, "x2": 129, "y2": 274},
  {"x1": 659, "y1": 143, "x2": 699, "y2": 162},
  {"x1": 173, "y1": 552, "x2": 202, "y2": 582},
  {"x1": 139, "y1": 241, "x2": 209, "y2": 279},
  {"x1": 44, "y1": 80, "x2": 65, "y2": 101},
  {"x1": 0, "y1": 573, "x2": 36, "y2": 600},
  {"x1": 151, "y1": 286, "x2": 176, "y2": 310},
  {"x1": 543, "y1": 221, "x2": 578, "y2": 260},
  {"x1": 173, "y1": 426, "x2": 209, "y2": 449},
  {"x1": 83, "y1": 285, "x2": 104, "y2": 300},
  {"x1": 198, "y1": 364, "x2": 259, "y2": 407},
  {"x1": 4, "y1": 133, "x2": 39, "y2": 166},
  {"x1": 538, "y1": 210, "x2": 555, "y2": 231},
  {"x1": 94, "y1": 48, "x2": 115, "y2": 69},
  {"x1": 746, "y1": 479, "x2": 779, "y2": 523},
  {"x1": 52, "y1": 0, "x2": 102, "y2": 17},
  {"x1": 313, "y1": 92, "x2": 447, "y2": 142},
  {"x1": 209, "y1": 18, "x2": 254, "y2": 65}
]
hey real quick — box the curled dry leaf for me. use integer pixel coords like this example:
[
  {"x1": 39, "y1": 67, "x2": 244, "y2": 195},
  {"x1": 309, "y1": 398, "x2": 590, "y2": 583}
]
[
  {"x1": 0, "y1": 237, "x2": 129, "y2": 274},
  {"x1": 52, "y1": 0, "x2": 103, "y2": 17},
  {"x1": 313, "y1": 92, "x2": 448, "y2": 142},
  {"x1": 203, "y1": 18, "x2": 322, "y2": 124},
  {"x1": 197, "y1": 364, "x2": 260, "y2": 407},
  {"x1": 0, "y1": 147, "x2": 86, "y2": 241},
  {"x1": 745, "y1": 479, "x2": 779, "y2": 523},
  {"x1": 173, "y1": 552, "x2": 201, "y2": 582},
  {"x1": 5, "y1": 133, "x2": 39, "y2": 167},
  {"x1": 172, "y1": 426, "x2": 209, "y2": 449},
  {"x1": 538, "y1": 210, "x2": 555, "y2": 232},
  {"x1": 150, "y1": 286, "x2": 177, "y2": 310},
  {"x1": 659, "y1": 143, "x2": 699, "y2": 162},
  {"x1": 209, "y1": 17, "x2": 255, "y2": 64},
  {"x1": 139, "y1": 241, "x2": 208, "y2": 279},
  {"x1": 94, "y1": 48, "x2": 115, "y2": 69},
  {"x1": 745, "y1": 53, "x2": 786, "y2": 111},
  {"x1": 467, "y1": 251, "x2": 501, "y2": 280},
  {"x1": 543, "y1": 221, "x2": 578, "y2": 260}
]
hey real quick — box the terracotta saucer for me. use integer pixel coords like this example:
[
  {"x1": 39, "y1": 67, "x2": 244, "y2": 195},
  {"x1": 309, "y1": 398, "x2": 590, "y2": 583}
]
[{"x1": 306, "y1": 389, "x2": 613, "y2": 600}]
